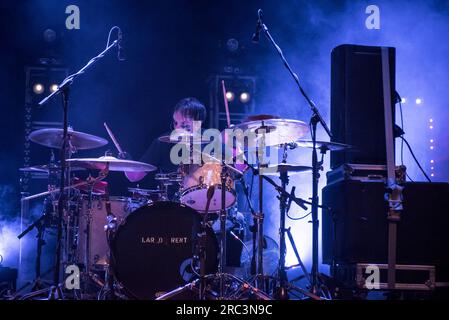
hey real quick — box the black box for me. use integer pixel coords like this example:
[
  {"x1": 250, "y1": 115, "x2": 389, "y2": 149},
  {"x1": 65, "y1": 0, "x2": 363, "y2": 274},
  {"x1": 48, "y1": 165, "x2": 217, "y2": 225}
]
[
  {"x1": 322, "y1": 181, "x2": 449, "y2": 281},
  {"x1": 330, "y1": 44, "x2": 396, "y2": 169}
]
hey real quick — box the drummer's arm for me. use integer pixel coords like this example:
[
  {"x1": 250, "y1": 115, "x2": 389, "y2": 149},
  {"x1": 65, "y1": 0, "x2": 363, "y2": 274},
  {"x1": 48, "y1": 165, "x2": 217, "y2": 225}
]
[
  {"x1": 124, "y1": 139, "x2": 158, "y2": 182},
  {"x1": 125, "y1": 171, "x2": 148, "y2": 182}
]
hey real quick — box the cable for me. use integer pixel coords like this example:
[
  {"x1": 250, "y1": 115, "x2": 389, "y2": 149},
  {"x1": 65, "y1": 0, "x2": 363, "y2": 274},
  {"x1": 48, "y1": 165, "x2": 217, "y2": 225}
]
[
  {"x1": 401, "y1": 136, "x2": 432, "y2": 182},
  {"x1": 106, "y1": 26, "x2": 121, "y2": 49},
  {"x1": 399, "y1": 100, "x2": 404, "y2": 166},
  {"x1": 287, "y1": 210, "x2": 311, "y2": 221},
  {"x1": 397, "y1": 98, "x2": 414, "y2": 182}
]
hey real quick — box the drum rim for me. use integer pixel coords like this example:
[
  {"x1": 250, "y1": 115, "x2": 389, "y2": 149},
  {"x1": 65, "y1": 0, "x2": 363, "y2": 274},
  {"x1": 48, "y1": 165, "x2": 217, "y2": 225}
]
[{"x1": 180, "y1": 185, "x2": 237, "y2": 212}]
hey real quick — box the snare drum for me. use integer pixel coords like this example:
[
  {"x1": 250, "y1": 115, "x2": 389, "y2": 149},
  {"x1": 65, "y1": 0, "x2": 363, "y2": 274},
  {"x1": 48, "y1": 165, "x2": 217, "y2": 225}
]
[{"x1": 179, "y1": 163, "x2": 236, "y2": 213}]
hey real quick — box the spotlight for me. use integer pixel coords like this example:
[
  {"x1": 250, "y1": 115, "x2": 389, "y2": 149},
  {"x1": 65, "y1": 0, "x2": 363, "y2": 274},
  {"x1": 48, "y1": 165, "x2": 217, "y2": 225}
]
[
  {"x1": 33, "y1": 83, "x2": 44, "y2": 94},
  {"x1": 50, "y1": 84, "x2": 58, "y2": 93},
  {"x1": 43, "y1": 29, "x2": 57, "y2": 43},
  {"x1": 431, "y1": 167, "x2": 434, "y2": 170},
  {"x1": 240, "y1": 92, "x2": 250, "y2": 103},
  {"x1": 429, "y1": 118, "x2": 433, "y2": 123},
  {"x1": 429, "y1": 125, "x2": 434, "y2": 130},
  {"x1": 430, "y1": 160, "x2": 434, "y2": 164},
  {"x1": 415, "y1": 98, "x2": 423, "y2": 105},
  {"x1": 401, "y1": 97, "x2": 406, "y2": 104},
  {"x1": 430, "y1": 139, "x2": 434, "y2": 143},
  {"x1": 431, "y1": 173, "x2": 435, "y2": 177},
  {"x1": 226, "y1": 38, "x2": 239, "y2": 53},
  {"x1": 225, "y1": 91, "x2": 235, "y2": 102},
  {"x1": 430, "y1": 146, "x2": 434, "y2": 150}
]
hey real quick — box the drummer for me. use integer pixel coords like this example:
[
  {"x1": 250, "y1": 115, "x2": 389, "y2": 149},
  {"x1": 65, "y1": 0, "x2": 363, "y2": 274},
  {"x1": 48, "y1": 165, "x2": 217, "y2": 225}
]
[{"x1": 125, "y1": 97, "x2": 207, "y2": 183}]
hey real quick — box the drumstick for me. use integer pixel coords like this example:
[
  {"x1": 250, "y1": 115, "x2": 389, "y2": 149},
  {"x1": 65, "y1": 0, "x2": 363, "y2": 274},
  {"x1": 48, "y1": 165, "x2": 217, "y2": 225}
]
[
  {"x1": 221, "y1": 80, "x2": 231, "y2": 128},
  {"x1": 103, "y1": 122, "x2": 124, "y2": 155}
]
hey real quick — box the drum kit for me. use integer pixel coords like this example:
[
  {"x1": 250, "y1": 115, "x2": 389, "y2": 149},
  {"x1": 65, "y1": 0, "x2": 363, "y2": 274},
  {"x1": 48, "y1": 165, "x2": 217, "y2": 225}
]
[{"x1": 15, "y1": 115, "x2": 351, "y2": 301}]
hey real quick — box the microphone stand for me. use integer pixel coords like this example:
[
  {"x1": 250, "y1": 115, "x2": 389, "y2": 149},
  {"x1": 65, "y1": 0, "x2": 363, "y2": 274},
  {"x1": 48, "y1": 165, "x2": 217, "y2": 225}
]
[
  {"x1": 238, "y1": 178, "x2": 258, "y2": 276},
  {"x1": 38, "y1": 36, "x2": 121, "y2": 294},
  {"x1": 256, "y1": 10, "x2": 332, "y2": 295}
]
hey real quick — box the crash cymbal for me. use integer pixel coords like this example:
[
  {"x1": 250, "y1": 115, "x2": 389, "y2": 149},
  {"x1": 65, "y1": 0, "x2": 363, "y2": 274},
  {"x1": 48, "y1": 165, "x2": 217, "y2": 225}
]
[
  {"x1": 231, "y1": 116, "x2": 309, "y2": 147},
  {"x1": 29, "y1": 128, "x2": 108, "y2": 150},
  {"x1": 294, "y1": 140, "x2": 352, "y2": 151},
  {"x1": 256, "y1": 163, "x2": 312, "y2": 176},
  {"x1": 67, "y1": 156, "x2": 157, "y2": 172},
  {"x1": 158, "y1": 132, "x2": 210, "y2": 144}
]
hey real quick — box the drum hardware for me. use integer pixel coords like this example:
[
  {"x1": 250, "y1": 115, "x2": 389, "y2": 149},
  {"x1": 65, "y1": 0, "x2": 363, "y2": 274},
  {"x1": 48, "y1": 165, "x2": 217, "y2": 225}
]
[
  {"x1": 252, "y1": 9, "x2": 335, "y2": 297},
  {"x1": 13, "y1": 198, "x2": 57, "y2": 298},
  {"x1": 274, "y1": 145, "x2": 313, "y2": 299},
  {"x1": 242, "y1": 158, "x2": 325, "y2": 300},
  {"x1": 157, "y1": 161, "x2": 271, "y2": 300},
  {"x1": 158, "y1": 132, "x2": 210, "y2": 144},
  {"x1": 128, "y1": 187, "x2": 165, "y2": 202},
  {"x1": 67, "y1": 155, "x2": 157, "y2": 173},
  {"x1": 33, "y1": 30, "x2": 123, "y2": 296},
  {"x1": 198, "y1": 185, "x2": 216, "y2": 299}
]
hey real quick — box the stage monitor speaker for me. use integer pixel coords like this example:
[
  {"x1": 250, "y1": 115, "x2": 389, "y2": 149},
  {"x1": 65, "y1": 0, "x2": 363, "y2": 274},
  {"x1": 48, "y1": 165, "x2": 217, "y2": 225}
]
[
  {"x1": 322, "y1": 181, "x2": 449, "y2": 281},
  {"x1": 330, "y1": 44, "x2": 396, "y2": 169}
]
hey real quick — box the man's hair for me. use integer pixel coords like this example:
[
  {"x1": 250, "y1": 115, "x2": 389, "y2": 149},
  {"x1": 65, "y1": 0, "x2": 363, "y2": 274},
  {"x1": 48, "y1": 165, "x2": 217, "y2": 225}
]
[{"x1": 173, "y1": 97, "x2": 206, "y2": 122}]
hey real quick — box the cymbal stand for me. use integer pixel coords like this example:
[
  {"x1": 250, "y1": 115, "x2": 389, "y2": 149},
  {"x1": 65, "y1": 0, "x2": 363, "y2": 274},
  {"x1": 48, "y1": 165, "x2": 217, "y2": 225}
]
[
  {"x1": 12, "y1": 199, "x2": 55, "y2": 299},
  {"x1": 274, "y1": 146, "x2": 314, "y2": 299},
  {"x1": 275, "y1": 146, "x2": 290, "y2": 299},
  {"x1": 254, "y1": 8, "x2": 332, "y2": 296}
]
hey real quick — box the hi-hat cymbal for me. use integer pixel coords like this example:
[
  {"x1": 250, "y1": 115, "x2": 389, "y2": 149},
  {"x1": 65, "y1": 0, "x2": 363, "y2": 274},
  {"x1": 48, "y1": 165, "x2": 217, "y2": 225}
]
[
  {"x1": 67, "y1": 156, "x2": 157, "y2": 172},
  {"x1": 231, "y1": 116, "x2": 309, "y2": 147},
  {"x1": 158, "y1": 132, "x2": 210, "y2": 144},
  {"x1": 128, "y1": 187, "x2": 163, "y2": 196},
  {"x1": 29, "y1": 128, "x2": 108, "y2": 150},
  {"x1": 294, "y1": 140, "x2": 352, "y2": 151},
  {"x1": 256, "y1": 163, "x2": 312, "y2": 176}
]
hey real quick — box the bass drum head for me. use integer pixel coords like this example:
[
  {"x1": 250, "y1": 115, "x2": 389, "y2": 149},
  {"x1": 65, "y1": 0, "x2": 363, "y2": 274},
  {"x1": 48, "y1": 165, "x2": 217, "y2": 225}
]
[{"x1": 111, "y1": 201, "x2": 218, "y2": 300}]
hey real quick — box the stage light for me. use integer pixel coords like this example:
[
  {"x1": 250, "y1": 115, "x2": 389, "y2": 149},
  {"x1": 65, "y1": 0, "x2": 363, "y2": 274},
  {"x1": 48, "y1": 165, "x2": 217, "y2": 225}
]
[
  {"x1": 50, "y1": 84, "x2": 58, "y2": 93},
  {"x1": 401, "y1": 97, "x2": 406, "y2": 104},
  {"x1": 431, "y1": 173, "x2": 435, "y2": 177},
  {"x1": 33, "y1": 83, "x2": 44, "y2": 94},
  {"x1": 431, "y1": 167, "x2": 434, "y2": 170},
  {"x1": 431, "y1": 160, "x2": 434, "y2": 164},
  {"x1": 430, "y1": 146, "x2": 434, "y2": 150},
  {"x1": 415, "y1": 98, "x2": 423, "y2": 105},
  {"x1": 430, "y1": 139, "x2": 434, "y2": 143},
  {"x1": 226, "y1": 38, "x2": 239, "y2": 52},
  {"x1": 429, "y1": 125, "x2": 434, "y2": 130},
  {"x1": 225, "y1": 91, "x2": 235, "y2": 102},
  {"x1": 240, "y1": 92, "x2": 250, "y2": 103},
  {"x1": 429, "y1": 119, "x2": 433, "y2": 123}
]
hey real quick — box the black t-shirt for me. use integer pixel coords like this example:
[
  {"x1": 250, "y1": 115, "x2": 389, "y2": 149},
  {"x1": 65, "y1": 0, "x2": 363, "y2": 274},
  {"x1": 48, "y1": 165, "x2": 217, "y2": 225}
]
[{"x1": 140, "y1": 136, "x2": 178, "y2": 174}]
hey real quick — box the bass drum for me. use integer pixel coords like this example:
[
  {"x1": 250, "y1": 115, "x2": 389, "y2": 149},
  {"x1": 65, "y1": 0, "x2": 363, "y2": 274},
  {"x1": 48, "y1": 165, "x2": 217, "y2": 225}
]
[{"x1": 110, "y1": 201, "x2": 218, "y2": 300}]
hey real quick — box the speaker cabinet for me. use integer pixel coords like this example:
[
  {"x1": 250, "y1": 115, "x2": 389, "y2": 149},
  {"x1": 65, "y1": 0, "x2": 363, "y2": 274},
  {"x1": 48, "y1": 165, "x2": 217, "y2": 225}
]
[
  {"x1": 330, "y1": 44, "x2": 396, "y2": 169},
  {"x1": 322, "y1": 181, "x2": 449, "y2": 280}
]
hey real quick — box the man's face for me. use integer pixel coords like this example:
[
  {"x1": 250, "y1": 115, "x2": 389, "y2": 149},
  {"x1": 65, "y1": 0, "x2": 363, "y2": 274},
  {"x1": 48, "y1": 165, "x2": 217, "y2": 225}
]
[{"x1": 173, "y1": 111, "x2": 194, "y2": 131}]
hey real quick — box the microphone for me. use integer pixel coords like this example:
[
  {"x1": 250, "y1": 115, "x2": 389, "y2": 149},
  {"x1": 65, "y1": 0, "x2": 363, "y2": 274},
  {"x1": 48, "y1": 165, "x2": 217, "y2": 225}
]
[
  {"x1": 251, "y1": 9, "x2": 263, "y2": 43},
  {"x1": 117, "y1": 28, "x2": 125, "y2": 61}
]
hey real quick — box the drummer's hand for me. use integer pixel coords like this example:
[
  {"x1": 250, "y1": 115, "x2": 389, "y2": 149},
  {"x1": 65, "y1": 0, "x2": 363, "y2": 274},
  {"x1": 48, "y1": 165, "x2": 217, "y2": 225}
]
[{"x1": 125, "y1": 171, "x2": 147, "y2": 182}]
